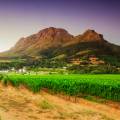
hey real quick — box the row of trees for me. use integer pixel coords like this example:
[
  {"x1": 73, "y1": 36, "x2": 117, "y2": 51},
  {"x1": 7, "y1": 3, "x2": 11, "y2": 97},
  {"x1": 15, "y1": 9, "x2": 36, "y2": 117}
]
[
  {"x1": 26, "y1": 59, "x2": 67, "y2": 68},
  {"x1": 68, "y1": 64, "x2": 120, "y2": 74},
  {"x1": 0, "y1": 61, "x2": 25, "y2": 70},
  {"x1": 0, "y1": 59, "x2": 67, "y2": 70}
]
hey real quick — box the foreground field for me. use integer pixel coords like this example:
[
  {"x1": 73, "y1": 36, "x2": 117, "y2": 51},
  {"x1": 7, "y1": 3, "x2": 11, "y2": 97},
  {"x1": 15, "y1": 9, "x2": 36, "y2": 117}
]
[
  {"x1": 2, "y1": 74, "x2": 120, "y2": 101},
  {"x1": 0, "y1": 84, "x2": 120, "y2": 120}
]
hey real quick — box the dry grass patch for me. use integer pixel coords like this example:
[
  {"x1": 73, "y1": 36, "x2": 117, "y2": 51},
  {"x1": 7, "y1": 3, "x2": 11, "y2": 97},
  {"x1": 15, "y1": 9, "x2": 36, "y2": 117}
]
[{"x1": 39, "y1": 100, "x2": 54, "y2": 110}]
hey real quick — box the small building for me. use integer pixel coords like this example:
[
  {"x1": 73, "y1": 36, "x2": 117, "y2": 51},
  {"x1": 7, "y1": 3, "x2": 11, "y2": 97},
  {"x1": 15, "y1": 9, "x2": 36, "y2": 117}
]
[
  {"x1": 89, "y1": 56, "x2": 105, "y2": 65},
  {"x1": 18, "y1": 67, "x2": 27, "y2": 73}
]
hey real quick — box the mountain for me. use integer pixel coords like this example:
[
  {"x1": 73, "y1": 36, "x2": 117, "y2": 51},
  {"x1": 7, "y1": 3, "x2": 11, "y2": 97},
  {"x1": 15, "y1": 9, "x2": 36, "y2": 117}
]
[{"x1": 0, "y1": 27, "x2": 120, "y2": 61}]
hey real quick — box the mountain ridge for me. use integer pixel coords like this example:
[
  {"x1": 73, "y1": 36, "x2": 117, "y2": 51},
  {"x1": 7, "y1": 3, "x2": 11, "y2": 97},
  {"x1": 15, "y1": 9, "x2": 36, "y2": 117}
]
[{"x1": 0, "y1": 27, "x2": 120, "y2": 60}]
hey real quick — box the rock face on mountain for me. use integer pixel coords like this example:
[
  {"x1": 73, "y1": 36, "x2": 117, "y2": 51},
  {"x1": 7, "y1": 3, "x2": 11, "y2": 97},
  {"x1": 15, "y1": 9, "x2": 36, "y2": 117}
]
[{"x1": 0, "y1": 27, "x2": 120, "y2": 59}]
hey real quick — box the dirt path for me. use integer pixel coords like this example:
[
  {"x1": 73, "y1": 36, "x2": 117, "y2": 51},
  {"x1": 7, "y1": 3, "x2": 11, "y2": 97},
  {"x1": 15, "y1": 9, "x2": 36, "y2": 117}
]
[{"x1": 0, "y1": 84, "x2": 120, "y2": 120}]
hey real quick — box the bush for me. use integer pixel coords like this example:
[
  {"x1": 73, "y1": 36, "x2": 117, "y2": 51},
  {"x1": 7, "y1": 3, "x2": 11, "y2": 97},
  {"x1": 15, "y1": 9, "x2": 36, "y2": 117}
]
[{"x1": 0, "y1": 74, "x2": 4, "y2": 80}]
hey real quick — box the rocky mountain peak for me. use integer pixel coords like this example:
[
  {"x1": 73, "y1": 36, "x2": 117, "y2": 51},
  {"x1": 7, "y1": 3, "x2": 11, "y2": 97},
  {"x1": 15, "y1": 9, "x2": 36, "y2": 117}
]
[
  {"x1": 38, "y1": 27, "x2": 70, "y2": 37},
  {"x1": 81, "y1": 29, "x2": 104, "y2": 41}
]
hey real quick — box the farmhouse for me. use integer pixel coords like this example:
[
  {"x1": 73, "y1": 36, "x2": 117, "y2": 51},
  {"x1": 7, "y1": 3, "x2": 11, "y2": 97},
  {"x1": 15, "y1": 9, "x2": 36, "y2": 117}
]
[{"x1": 89, "y1": 56, "x2": 105, "y2": 65}]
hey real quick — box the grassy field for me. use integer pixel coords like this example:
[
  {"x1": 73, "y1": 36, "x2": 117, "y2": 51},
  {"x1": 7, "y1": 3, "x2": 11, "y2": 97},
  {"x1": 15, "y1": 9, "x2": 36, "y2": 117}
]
[{"x1": 1, "y1": 74, "x2": 120, "y2": 102}]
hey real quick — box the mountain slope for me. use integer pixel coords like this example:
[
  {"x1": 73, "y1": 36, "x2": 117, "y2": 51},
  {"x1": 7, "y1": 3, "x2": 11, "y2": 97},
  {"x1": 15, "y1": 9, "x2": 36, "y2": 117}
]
[{"x1": 9, "y1": 27, "x2": 73, "y2": 57}]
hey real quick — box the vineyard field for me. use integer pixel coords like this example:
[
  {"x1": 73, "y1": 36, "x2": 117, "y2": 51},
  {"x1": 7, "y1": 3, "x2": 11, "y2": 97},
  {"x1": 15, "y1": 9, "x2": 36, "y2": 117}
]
[{"x1": 2, "y1": 74, "x2": 120, "y2": 102}]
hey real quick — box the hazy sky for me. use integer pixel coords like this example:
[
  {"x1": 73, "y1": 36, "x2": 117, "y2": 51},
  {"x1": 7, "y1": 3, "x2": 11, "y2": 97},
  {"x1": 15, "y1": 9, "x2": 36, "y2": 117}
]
[{"x1": 0, "y1": 0, "x2": 120, "y2": 52}]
